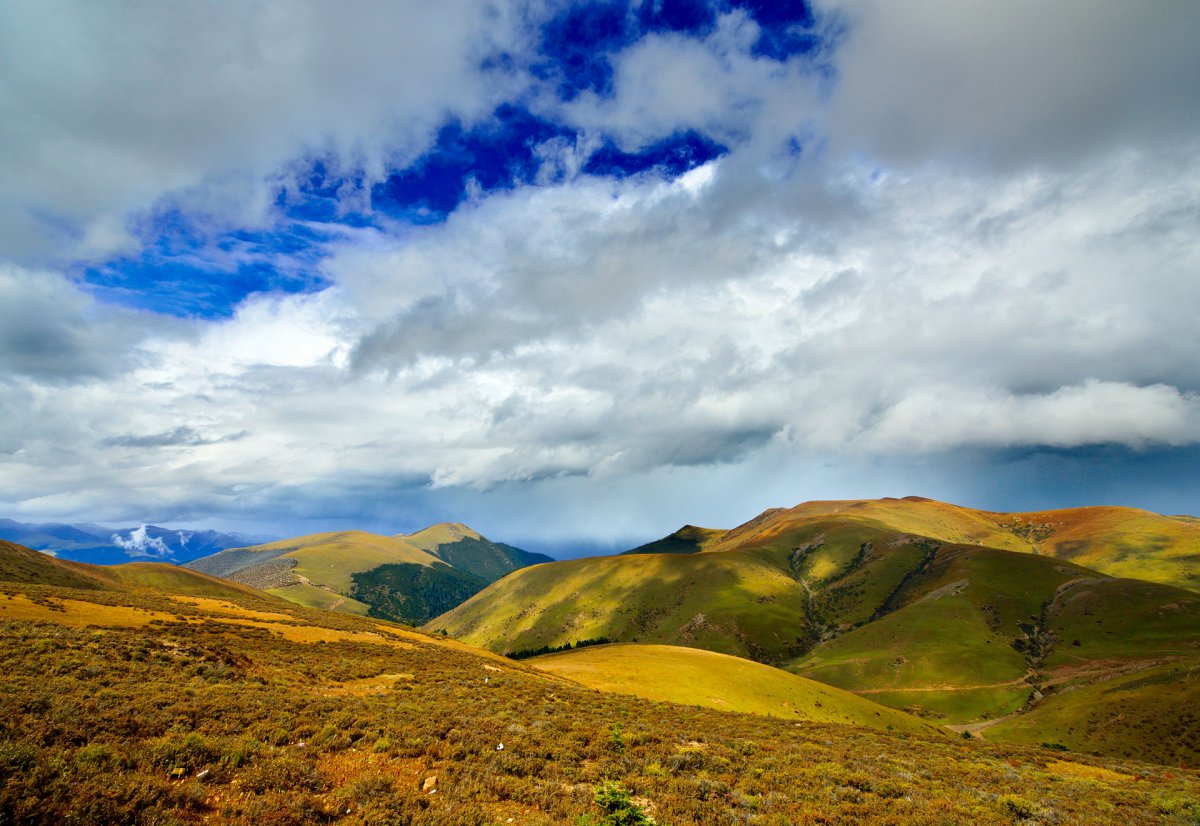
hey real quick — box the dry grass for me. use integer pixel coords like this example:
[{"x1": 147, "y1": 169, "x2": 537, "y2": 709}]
[
  {"x1": 1, "y1": 575, "x2": 1198, "y2": 824},
  {"x1": 168, "y1": 596, "x2": 296, "y2": 622},
  {"x1": 0, "y1": 593, "x2": 178, "y2": 627},
  {"x1": 531, "y1": 643, "x2": 940, "y2": 735}
]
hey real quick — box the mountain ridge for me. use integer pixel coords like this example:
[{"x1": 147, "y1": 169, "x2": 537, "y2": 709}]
[
  {"x1": 431, "y1": 495, "x2": 1200, "y2": 764},
  {"x1": 186, "y1": 522, "x2": 552, "y2": 625},
  {"x1": 0, "y1": 517, "x2": 271, "y2": 565}
]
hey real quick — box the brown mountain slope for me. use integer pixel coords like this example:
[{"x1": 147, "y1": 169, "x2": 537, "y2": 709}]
[
  {"x1": 702, "y1": 496, "x2": 1200, "y2": 592},
  {"x1": 3, "y1": 538, "x2": 1195, "y2": 823}
]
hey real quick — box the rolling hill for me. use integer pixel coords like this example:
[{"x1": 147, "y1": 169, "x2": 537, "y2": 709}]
[
  {"x1": 704, "y1": 496, "x2": 1200, "y2": 592},
  {"x1": 186, "y1": 524, "x2": 551, "y2": 625},
  {"x1": 401, "y1": 522, "x2": 553, "y2": 580},
  {"x1": 432, "y1": 496, "x2": 1200, "y2": 765},
  {"x1": 530, "y1": 643, "x2": 942, "y2": 735},
  {"x1": 619, "y1": 524, "x2": 725, "y2": 555},
  {"x1": 0, "y1": 538, "x2": 279, "y2": 602},
  {"x1": 0, "y1": 537, "x2": 1195, "y2": 824}
]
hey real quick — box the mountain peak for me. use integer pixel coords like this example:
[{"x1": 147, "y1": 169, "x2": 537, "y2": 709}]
[{"x1": 402, "y1": 522, "x2": 484, "y2": 549}]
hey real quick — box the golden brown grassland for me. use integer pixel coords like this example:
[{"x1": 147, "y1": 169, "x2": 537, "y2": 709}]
[{"x1": 0, "y1": 569, "x2": 1198, "y2": 824}]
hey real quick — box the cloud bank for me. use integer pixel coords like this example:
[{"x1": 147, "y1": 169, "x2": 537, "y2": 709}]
[{"x1": 1, "y1": 1, "x2": 1198, "y2": 546}]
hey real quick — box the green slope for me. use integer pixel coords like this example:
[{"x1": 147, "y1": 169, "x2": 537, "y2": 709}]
[
  {"x1": 188, "y1": 525, "x2": 549, "y2": 623},
  {"x1": 708, "y1": 496, "x2": 1200, "y2": 592},
  {"x1": 429, "y1": 548, "x2": 816, "y2": 664},
  {"x1": 791, "y1": 544, "x2": 1088, "y2": 722},
  {"x1": 986, "y1": 660, "x2": 1200, "y2": 766},
  {"x1": 532, "y1": 643, "x2": 943, "y2": 736},
  {"x1": 186, "y1": 530, "x2": 443, "y2": 615},
  {"x1": 0, "y1": 539, "x2": 109, "y2": 590},
  {"x1": 401, "y1": 522, "x2": 553, "y2": 582},
  {"x1": 432, "y1": 496, "x2": 1200, "y2": 764},
  {"x1": 350, "y1": 561, "x2": 489, "y2": 625},
  {"x1": 619, "y1": 525, "x2": 726, "y2": 555}
]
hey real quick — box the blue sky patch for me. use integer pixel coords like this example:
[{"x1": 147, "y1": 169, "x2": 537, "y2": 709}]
[
  {"x1": 534, "y1": 1, "x2": 633, "y2": 100},
  {"x1": 82, "y1": 214, "x2": 332, "y2": 319},
  {"x1": 583, "y1": 130, "x2": 727, "y2": 178},
  {"x1": 74, "y1": 3, "x2": 827, "y2": 320},
  {"x1": 371, "y1": 105, "x2": 575, "y2": 221},
  {"x1": 728, "y1": 0, "x2": 819, "y2": 60},
  {"x1": 636, "y1": 0, "x2": 718, "y2": 36}
]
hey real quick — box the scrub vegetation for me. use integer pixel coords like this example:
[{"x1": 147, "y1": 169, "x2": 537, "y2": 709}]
[{"x1": 1, "y1": 539, "x2": 1198, "y2": 824}]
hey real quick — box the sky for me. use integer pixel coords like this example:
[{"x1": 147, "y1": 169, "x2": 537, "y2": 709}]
[{"x1": 2, "y1": 0, "x2": 1200, "y2": 557}]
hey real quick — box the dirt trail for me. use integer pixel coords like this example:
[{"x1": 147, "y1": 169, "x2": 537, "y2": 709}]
[{"x1": 945, "y1": 710, "x2": 1024, "y2": 738}]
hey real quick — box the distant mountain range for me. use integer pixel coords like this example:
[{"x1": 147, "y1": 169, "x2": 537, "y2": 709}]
[
  {"x1": 185, "y1": 522, "x2": 553, "y2": 625},
  {"x1": 431, "y1": 496, "x2": 1200, "y2": 766},
  {"x1": 0, "y1": 518, "x2": 271, "y2": 565}
]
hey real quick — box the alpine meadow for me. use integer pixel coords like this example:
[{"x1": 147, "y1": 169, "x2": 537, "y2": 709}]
[{"x1": 3, "y1": 2, "x2": 1200, "y2": 825}]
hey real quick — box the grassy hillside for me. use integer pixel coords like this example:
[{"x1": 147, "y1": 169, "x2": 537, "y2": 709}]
[
  {"x1": 187, "y1": 531, "x2": 448, "y2": 619},
  {"x1": 434, "y1": 498, "x2": 1200, "y2": 765},
  {"x1": 0, "y1": 539, "x2": 109, "y2": 590},
  {"x1": 708, "y1": 496, "x2": 1200, "y2": 592},
  {"x1": 265, "y1": 581, "x2": 371, "y2": 615},
  {"x1": 532, "y1": 643, "x2": 942, "y2": 735},
  {"x1": 793, "y1": 543, "x2": 1200, "y2": 742},
  {"x1": 0, "y1": 539, "x2": 1196, "y2": 824},
  {"x1": 620, "y1": 525, "x2": 726, "y2": 555},
  {"x1": 0, "y1": 539, "x2": 274, "y2": 603},
  {"x1": 429, "y1": 548, "x2": 816, "y2": 664},
  {"x1": 401, "y1": 522, "x2": 553, "y2": 582},
  {"x1": 188, "y1": 525, "x2": 550, "y2": 623},
  {"x1": 350, "y1": 561, "x2": 489, "y2": 625},
  {"x1": 791, "y1": 544, "x2": 1095, "y2": 721},
  {"x1": 986, "y1": 660, "x2": 1200, "y2": 765},
  {"x1": 197, "y1": 531, "x2": 440, "y2": 592}
]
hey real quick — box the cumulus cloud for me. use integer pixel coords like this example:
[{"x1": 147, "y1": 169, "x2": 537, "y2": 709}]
[
  {"x1": 867, "y1": 381, "x2": 1200, "y2": 453},
  {"x1": 823, "y1": 0, "x2": 1200, "y2": 168},
  {"x1": 556, "y1": 10, "x2": 826, "y2": 151},
  {"x1": 0, "y1": 0, "x2": 529, "y2": 261},
  {"x1": 111, "y1": 525, "x2": 171, "y2": 558},
  {"x1": 0, "y1": 265, "x2": 150, "y2": 380},
  {"x1": 2, "y1": 3, "x2": 1199, "y2": 540}
]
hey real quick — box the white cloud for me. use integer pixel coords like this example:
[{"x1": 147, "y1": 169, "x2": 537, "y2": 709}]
[
  {"x1": 557, "y1": 10, "x2": 825, "y2": 152},
  {"x1": 866, "y1": 381, "x2": 1200, "y2": 453},
  {"x1": 112, "y1": 525, "x2": 171, "y2": 558},
  {"x1": 822, "y1": 0, "x2": 1200, "y2": 168},
  {"x1": 2, "y1": 3, "x2": 1200, "y2": 536},
  {"x1": 0, "y1": 0, "x2": 530, "y2": 261},
  {"x1": 0, "y1": 265, "x2": 154, "y2": 380}
]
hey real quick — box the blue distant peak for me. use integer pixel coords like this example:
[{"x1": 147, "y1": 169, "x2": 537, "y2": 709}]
[
  {"x1": 583, "y1": 130, "x2": 727, "y2": 178},
  {"x1": 371, "y1": 105, "x2": 575, "y2": 221}
]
